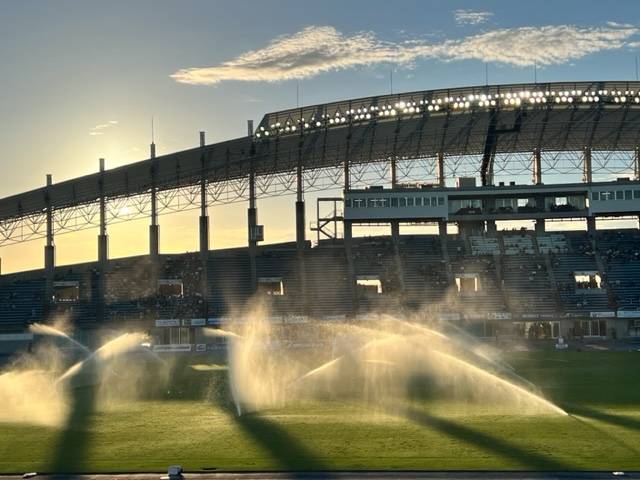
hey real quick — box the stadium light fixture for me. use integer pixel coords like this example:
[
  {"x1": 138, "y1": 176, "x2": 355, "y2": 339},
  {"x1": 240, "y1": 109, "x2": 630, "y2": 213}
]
[{"x1": 256, "y1": 82, "x2": 640, "y2": 138}]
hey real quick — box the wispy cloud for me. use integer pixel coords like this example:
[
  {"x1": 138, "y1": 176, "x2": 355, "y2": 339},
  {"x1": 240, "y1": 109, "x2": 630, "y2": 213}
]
[
  {"x1": 171, "y1": 24, "x2": 638, "y2": 85},
  {"x1": 454, "y1": 9, "x2": 493, "y2": 25},
  {"x1": 89, "y1": 120, "x2": 118, "y2": 136}
]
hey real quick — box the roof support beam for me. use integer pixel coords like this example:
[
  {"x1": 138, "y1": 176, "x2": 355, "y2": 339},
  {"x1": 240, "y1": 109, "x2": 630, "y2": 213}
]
[
  {"x1": 583, "y1": 146, "x2": 593, "y2": 183},
  {"x1": 481, "y1": 109, "x2": 499, "y2": 186},
  {"x1": 436, "y1": 152, "x2": 445, "y2": 187},
  {"x1": 533, "y1": 148, "x2": 542, "y2": 185}
]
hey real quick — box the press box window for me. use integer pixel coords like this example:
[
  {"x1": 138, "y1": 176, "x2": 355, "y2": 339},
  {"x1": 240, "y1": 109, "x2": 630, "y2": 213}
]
[
  {"x1": 391, "y1": 197, "x2": 399, "y2": 207},
  {"x1": 616, "y1": 191, "x2": 623, "y2": 200},
  {"x1": 407, "y1": 197, "x2": 414, "y2": 207},
  {"x1": 53, "y1": 281, "x2": 80, "y2": 303},
  {"x1": 625, "y1": 190, "x2": 633, "y2": 200},
  {"x1": 158, "y1": 279, "x2": 183, "y2": 298},
  {"x1": 438, "y1": 197, "x2": 444, "y2": 206},
  {"x1": 592, "y1": 192, "x2": 600, "y2": 201},
  {"x1": 399, "y1": 198, "x2": 407, "y2": 207}
]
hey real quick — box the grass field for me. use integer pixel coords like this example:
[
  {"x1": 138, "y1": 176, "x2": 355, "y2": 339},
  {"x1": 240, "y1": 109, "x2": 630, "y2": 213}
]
[{"x1": 1, "y1": 349, "x2": 640, "y2": 473}]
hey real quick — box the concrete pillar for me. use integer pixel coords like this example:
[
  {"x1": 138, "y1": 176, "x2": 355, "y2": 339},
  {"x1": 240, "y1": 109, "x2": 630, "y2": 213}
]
[
  {"x1": 149, "y1": 143, "x2": 159, "y2": 257},
  {"x1": 295, "y1": 160, "x2": 307, "y2": 313},
  {"x1": 44, "y1": 174, "x2": 55, "y2": 307},
  {"x1": 248, "y1": 171, "x2": 258, "y2": 293},
  {"x1": 98, "y1": 158, "x2": 108, "y2": 265},
  {"x1": 535, "y1": 219, "x2": 546, "y2": 234},
  {"x1": 295, "y1": 163, "x2": 305, "y2": 248},
  {"x1": 391, "y1": 221, "x2": 405, "y2": 298},
  {"x1": 344, "y1": 219, "x2": 358, "y2": 315},
  {"x1": 583, "y1": 147, "x2": 593, "y2": 184},
  {"x1": 97, "y1": 158, "x2": 108, "y2": 322},
  {"x1": 199, "y1": 131, "x2": 210, "y2": 316},
  {"x1": 533, "y1": 148, "x2": 542, "y2": 185},
  {"x1": 587, "y1": 216, "x2": 596, "y2": 237},
  {"x1": 389, "y1": 155, "x2": 404, "y2": 298},
  {"x1": 390, "y1": 157, "x2": 397, "y2": 188},
  {"x1": 343, "y1": 156, "x2": 357, "y2": 315},
  {"x1": 438, "y1": 220, "x2": 448, "y2": 238},
  {"x1": 436, "y1": 152, "x2": 445, "y2": 187}
]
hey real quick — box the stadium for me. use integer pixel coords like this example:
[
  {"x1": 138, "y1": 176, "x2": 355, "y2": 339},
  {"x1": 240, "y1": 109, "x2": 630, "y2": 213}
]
[
  {"x1": 2, "y1": 81, "x2": 640, "y2": 475},
  {"x1": 2, "y1": 81, "x2": 640, "y2": 343}
]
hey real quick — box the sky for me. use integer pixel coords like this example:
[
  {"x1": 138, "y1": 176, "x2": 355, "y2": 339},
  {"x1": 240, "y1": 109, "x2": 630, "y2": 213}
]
[{"x1": 2, "y1": 0, "x2": 640, "y2": 273}]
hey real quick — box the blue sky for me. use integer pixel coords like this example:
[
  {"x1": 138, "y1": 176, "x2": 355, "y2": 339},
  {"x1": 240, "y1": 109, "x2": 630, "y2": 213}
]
[{"x1": 2, "y1": 0, "x2": 640, "y2": 271}]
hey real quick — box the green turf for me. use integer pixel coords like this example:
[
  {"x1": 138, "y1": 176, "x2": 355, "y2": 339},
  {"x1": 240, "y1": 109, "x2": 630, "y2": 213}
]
[{"x1": 2, "y1": 350, "x2": 640, "y2": 473}]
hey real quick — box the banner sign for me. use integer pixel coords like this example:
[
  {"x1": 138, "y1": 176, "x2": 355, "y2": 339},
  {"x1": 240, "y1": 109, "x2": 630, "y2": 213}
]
[
  {"x1": 323, "y1": 315, "x2": 347, "y2": 322},
  {"x1": 152, "y1": 344, "x2": 192, "y2": 352},
  {"x1": 0, "y1": 333, "x2": 33, "y2": 341},
  {"x1": 155, "y1": 319, "x2": 180, "y2": 327}
]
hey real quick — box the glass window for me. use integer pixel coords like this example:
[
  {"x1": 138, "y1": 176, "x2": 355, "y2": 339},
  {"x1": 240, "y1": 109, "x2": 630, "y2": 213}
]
[
  {"x1": 423, "y1": 197, "x2": 430, "y2": 206},
  {"x1": 592, "y1": 192, "x2": 599, "y2": 201},
  {"x1": 399, "y1": 197, "x2": 407, "y2": 207},
  {"x1": 616, "y1": 190, "x2": 623, "y2": 200},
  {"x1": 625, "y1": 190, "x2": 632, "y2": 200},
  {"x1": 407, "y1": 197, "x2": 414, "y2": 207},
  {"x1": 345, "y1": 198, "x2": 352, "y2": 208},
  {"x1": 381, "y1": 198, "x2": 390, "y2": 208},
  {"x1": 438, "y1": 197, "x2": 445, "y2": 206},
  {"x1": 431, "y1": 197, "x2": 437, "y2": 206},
  {"x1": 391, "y1": 197, "x2": 398, "y2": 207},
  {"x1": 414, "y1": 197, "x2": 422, "y2": 207},
  {"x1": 634, "y1": 190, "x2": 640, "y2": 199},
  {"x1": 367, "y1": 198, "x2": 375, "y2": 208}
]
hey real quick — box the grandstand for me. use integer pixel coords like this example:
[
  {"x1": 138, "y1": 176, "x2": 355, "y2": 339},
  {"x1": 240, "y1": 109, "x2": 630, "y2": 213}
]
[{"x1": 3, "y1": 81, "x2": 640, "y2": 349}]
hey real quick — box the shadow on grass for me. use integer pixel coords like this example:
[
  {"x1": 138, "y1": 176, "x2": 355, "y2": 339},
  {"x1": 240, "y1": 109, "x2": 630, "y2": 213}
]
[
  {"x1": 234, "y1": 412, "x2": 333, "y2": 475},
  {"x1": 49, "y1": 385, "x2": 97, "y2": 475},
  {"x1": 404, "y1": 407, "x2": 572, "y2": 471},
  {"x1": 566, "y1": 404, "x2": 640, "y2": 433},
  {"x1": 209, "y1": 370, "x2": 332, "y2": 476}
]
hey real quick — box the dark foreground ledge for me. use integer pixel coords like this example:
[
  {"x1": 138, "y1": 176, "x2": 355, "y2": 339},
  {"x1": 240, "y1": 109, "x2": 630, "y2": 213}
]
[{"x1": 1, "y1": 472, "x2": 639, "y2": 480}]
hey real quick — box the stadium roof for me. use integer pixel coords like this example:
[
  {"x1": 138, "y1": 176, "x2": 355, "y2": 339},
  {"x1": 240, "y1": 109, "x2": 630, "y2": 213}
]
[{"x1": 2, "y1": 80, "x2": 640, "y2": 223}]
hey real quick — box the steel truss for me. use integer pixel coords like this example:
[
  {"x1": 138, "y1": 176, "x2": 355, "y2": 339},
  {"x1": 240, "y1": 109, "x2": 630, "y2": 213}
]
[{"x1": 0, "y1": 150, "x2": 638, "y2": 247}]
